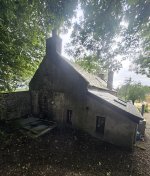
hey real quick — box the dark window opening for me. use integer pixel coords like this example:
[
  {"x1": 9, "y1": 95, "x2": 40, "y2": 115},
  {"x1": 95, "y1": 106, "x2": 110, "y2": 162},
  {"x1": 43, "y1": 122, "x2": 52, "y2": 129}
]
[
  {"x1": 67, "y1": 110, "x2": 72, "y2": 124},
  {"x1": 96, "y1": 116, "x2": 105, "y2": 135}
]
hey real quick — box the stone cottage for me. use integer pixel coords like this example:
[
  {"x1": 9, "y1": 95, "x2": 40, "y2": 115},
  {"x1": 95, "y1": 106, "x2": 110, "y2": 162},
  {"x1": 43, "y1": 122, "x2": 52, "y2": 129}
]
[
  {"x1": 29, "y1": 31, "x2": 142, "y2": 149},
  {"x1": 0, "y1": 31, "x2": 143, "y2": 149}
]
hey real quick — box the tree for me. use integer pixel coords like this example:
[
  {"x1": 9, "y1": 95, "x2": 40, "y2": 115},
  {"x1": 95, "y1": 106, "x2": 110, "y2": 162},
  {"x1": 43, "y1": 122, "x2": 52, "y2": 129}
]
[
  {"x1": 66, "y1": 0, "x2": 123, "y2": 72},
  {"x1": 131, "y1": 23, "x2": 150, "y2": 77},
  {"x1": 1, "y1": 0, "x2": 149, "y2": 91},
  {"x1": 66, "y1": 0, "x2": 150, "y2": 78},
  {"x1": 0, "y1": 0, "x2": 77, "y2": 91},
  {"x1": 122, "y1": 0, "x2": 150, "y2": 77},
  {"x1": 128, "y1": 84, "x2": 145, "y2": 104},
  {"x1": 118, "y1": 80, "x2": 150, "y2": 104},
  {"x1": 75, "y1": 55, "x2": 106, "y2": 75},
  {"x1": 117, "y1": 78, "x2": 132, "y2": 101}
]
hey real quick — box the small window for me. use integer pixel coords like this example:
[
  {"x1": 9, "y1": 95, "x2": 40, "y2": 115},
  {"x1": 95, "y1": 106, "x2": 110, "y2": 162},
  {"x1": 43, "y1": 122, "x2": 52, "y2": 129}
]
[
  {"x1": 67, "y1": 110, "x2": 72, "y2": 124},
  {"x1": 96, "y1": 116, "x2": 105, "y2": 135}
]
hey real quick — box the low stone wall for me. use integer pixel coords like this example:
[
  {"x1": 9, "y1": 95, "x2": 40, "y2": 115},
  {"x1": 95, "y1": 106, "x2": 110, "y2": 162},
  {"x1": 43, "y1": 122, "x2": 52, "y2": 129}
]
[{"x1": 0, "y1": 91, "x2": 31, "y2": 120}]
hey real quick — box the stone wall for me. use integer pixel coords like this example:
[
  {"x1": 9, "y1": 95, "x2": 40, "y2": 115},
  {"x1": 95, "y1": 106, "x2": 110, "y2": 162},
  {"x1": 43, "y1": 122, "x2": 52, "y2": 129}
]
[
  {"x1": 29, "y1": 51, "x2": 88, "y2": 118},
  {"x1": 0, "y1": 91, "x2": 31, "y2": 120},
  {"x1": 29, "y1": 53, "x2": 88, "y2": 97}
]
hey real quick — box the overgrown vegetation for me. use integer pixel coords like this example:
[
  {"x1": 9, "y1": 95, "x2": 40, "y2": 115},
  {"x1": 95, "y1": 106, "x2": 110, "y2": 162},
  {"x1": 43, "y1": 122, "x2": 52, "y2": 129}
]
[
  {"x1": 0, "y1": 0, "x2": 77, "y2": 91},
  {"x1": 67, "y1": 0, "x2": 150, "y2": 77},
  {"x1": 117, "y1": 78, "x2": 150, "y2": 104},
  {"x1": 75, "y1": 55, "x2": 107, "y2": 75},
  {"x1": 0, "y1": 0, "x2": 150, "y2": 91}
]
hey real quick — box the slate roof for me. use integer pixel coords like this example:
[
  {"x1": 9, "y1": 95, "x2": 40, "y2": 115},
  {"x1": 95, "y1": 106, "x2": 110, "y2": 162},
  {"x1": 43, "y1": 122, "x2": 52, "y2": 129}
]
[
  {"x1": 88, "y1": 89, "x2": 143, "y2": 123},
  {"x1": 61, "y1": 56, "x2": 107, "y2": 90}
]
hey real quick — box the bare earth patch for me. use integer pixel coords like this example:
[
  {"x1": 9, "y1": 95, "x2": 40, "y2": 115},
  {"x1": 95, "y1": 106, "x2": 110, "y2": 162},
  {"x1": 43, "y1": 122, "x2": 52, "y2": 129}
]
[{"x1": 0, "y1": 114, "x2": 150, "y2": 176}]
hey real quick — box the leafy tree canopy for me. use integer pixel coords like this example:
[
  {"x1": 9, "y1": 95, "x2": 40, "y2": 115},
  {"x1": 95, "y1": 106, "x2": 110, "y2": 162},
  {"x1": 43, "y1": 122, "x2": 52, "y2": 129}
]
[
  {"x1": 67, "y1": 0, "x2": 150, "y2": 76},
  {"x1": 0, "y1": 0, "x2": 77, "y2": 91},
  {"x1": 75, "y1": 55, "x2": 107, "y2": 75},
  {"x1": 123, "y1": 0, "x2": 150, "y2": 77},
  {"x1": 117, "y1": 78, "x2": 150, "y2": 104},
  {"x1": 1, "y1": 0, "x2": 149, "y2": 92}
]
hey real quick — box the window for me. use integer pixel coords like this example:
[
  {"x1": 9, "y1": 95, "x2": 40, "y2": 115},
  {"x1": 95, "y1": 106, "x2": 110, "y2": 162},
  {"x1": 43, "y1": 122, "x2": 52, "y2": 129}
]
[
  {"x1": 67, "y1": 110, "x2": 72, "y2": 124},
  {"x1": 96, "y1": 116, "x2": 105, "y2": 135},
  {"x1": 114, "y1": 99, "x2": 126, "y2": 106}
]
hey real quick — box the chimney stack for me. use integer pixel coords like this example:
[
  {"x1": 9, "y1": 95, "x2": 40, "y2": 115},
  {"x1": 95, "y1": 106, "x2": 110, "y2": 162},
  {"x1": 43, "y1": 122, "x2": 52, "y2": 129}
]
[
  {"x1": 46, "y1": 29, "x2": 62, "y2": 55},
  {"x1": 98, "y1": 73, "x2": 105, "y2": 80},
  {"x1": 107, "y1": 70, "x2": 114, "y2": 90}
]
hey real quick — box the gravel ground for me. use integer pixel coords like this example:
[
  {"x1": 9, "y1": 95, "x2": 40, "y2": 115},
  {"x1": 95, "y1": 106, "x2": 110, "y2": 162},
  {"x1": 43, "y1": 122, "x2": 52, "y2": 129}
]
[
  {"x1": 0, "y1": 113, "x2": 150, "y2": 176},
  {"x1": 132, "y1": 113, "x2": 150, "y2": 176}
]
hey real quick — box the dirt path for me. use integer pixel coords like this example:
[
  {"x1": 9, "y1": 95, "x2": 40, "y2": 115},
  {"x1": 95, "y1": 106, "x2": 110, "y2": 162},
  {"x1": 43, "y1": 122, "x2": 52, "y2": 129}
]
[{"x1": 0, "y1": 114, "x2": 150, "y2": 176}]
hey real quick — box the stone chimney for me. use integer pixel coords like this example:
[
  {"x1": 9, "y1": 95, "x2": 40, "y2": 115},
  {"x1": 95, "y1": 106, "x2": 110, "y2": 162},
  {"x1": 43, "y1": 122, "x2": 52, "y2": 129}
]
[
  {"x1": 98, "y1": 73, "x2": 105, "y2": 80},
  {"x1": 107, "y1": 70, "x2": 114, "y2": 90},
  {"x1": 46, "y1": 29, "x2": 62, "y2": 55}
]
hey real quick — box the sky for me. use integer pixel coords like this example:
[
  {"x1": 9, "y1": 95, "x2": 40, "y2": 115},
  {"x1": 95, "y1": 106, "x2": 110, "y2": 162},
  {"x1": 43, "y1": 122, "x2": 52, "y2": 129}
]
[{"x1": 60, "y1": 7, "x2": 150, "y2": 89}]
